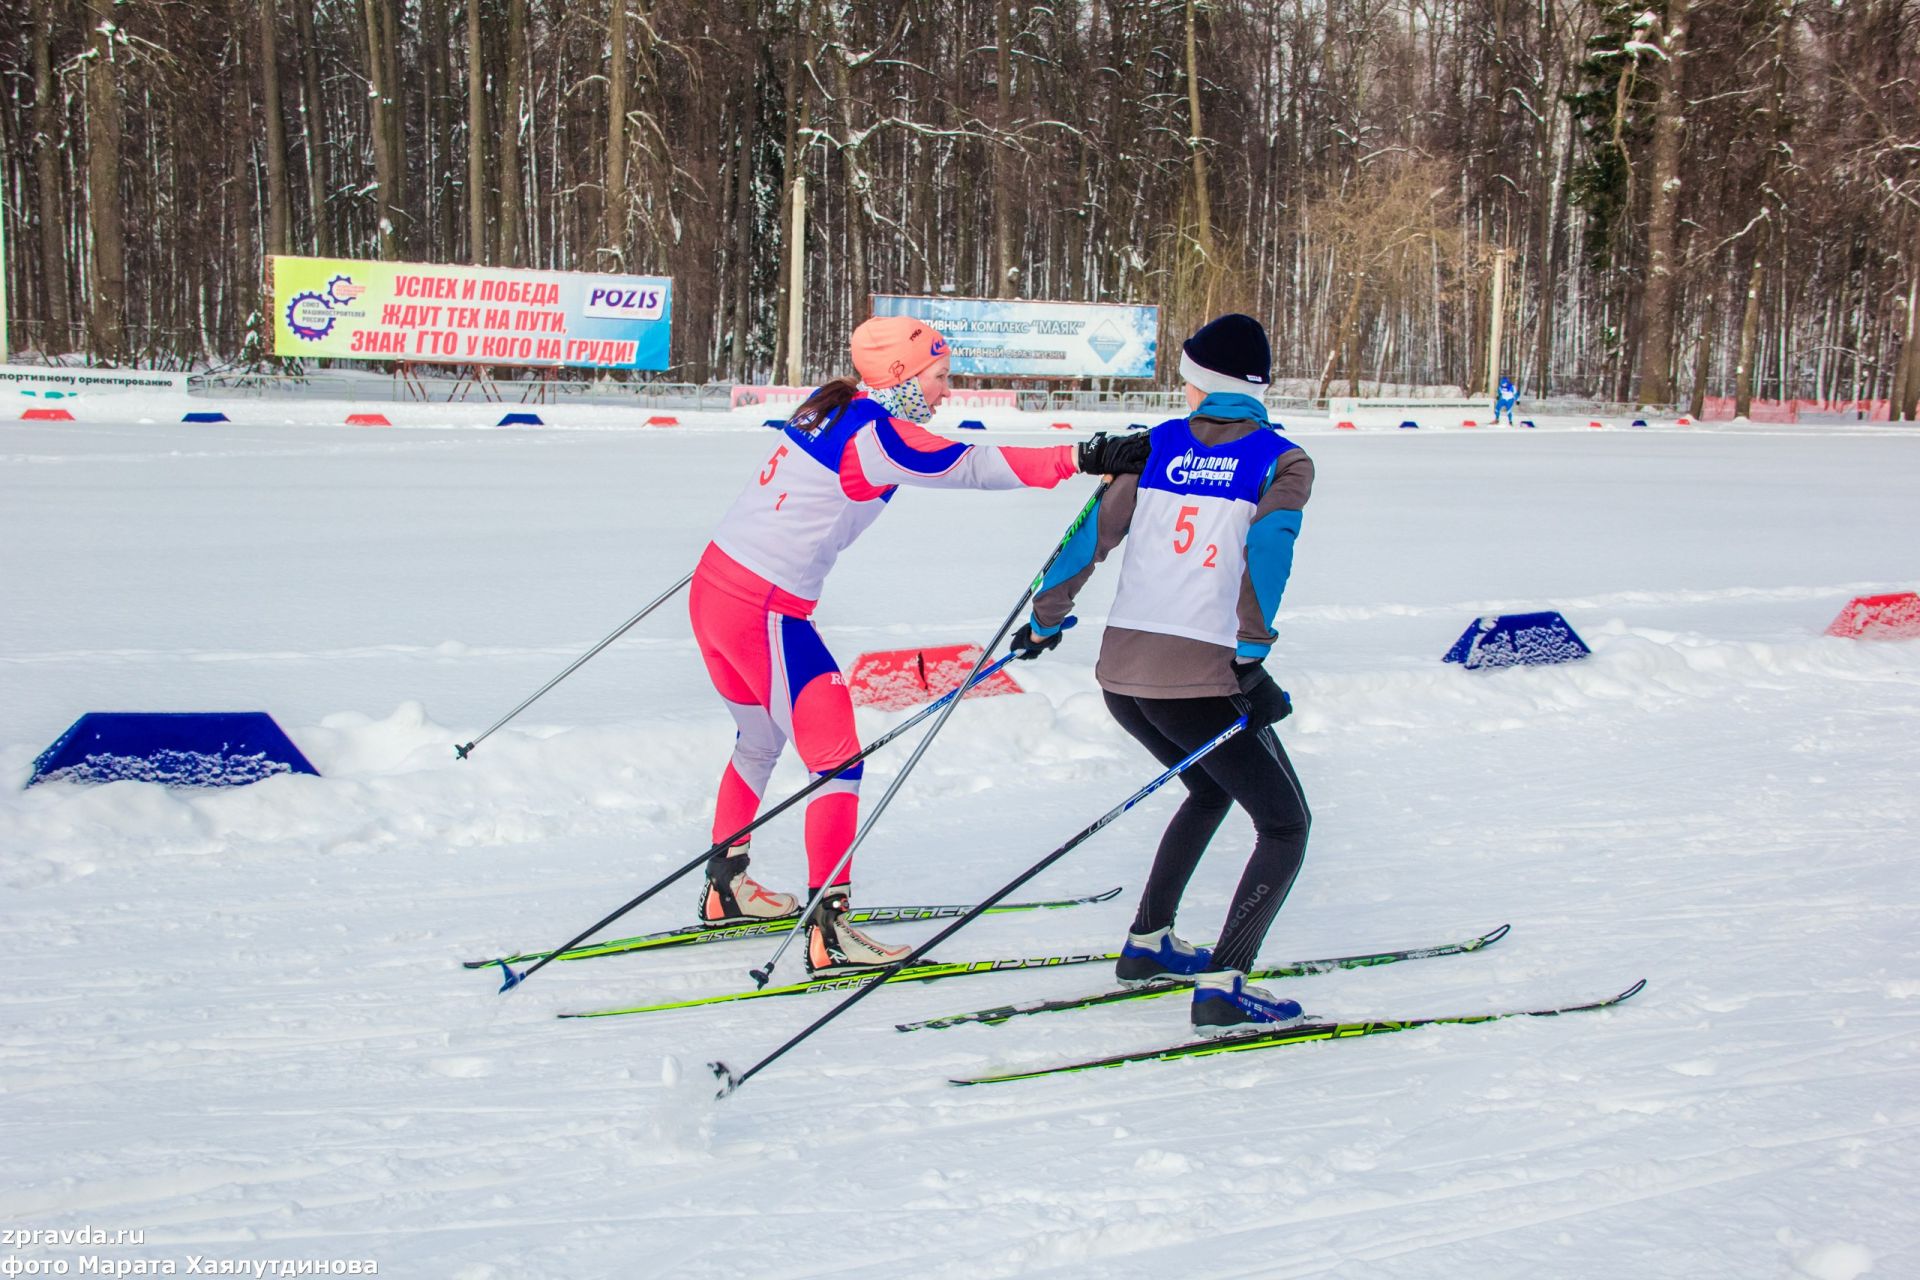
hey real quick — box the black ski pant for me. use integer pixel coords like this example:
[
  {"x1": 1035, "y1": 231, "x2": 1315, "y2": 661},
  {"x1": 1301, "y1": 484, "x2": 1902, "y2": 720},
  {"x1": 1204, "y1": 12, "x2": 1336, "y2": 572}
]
[{"x1": 1103, "y1": 690, "x2": 1310, "y2": 975}]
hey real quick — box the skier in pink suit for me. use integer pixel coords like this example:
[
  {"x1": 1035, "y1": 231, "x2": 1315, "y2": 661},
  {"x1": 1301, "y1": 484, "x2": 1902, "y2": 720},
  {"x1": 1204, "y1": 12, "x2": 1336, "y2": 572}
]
[{"x1": 688, "y1": 315, "x2": 1150, "y2": 975}]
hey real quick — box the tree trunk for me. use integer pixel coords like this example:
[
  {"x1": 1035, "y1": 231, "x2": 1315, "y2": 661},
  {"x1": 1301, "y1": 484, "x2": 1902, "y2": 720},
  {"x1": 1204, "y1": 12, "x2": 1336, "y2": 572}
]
[
  {"x1": 498, "y1": 0, "x2": 527, "y2": 265},
  {"x1": 727, "y1": 0, "x2": 759, "y2": 383},
  {"x1": 84, "y1": 0, "x2": 127, "y2": 362},
  {"x1": 1634, "y1": 0, "x2": 1690, "y2": 407},
  {"x1": 360, "y1": 0, "x2": 399, "y2": 258},
  {"x1": 1733, "y1": 233, "x2": 1766, "y2": 417},
  {"x1": 260, "y1": 0, "x2": 291, "y2": 259},
  {"x1": 294, "y1": 0, "x2": 330, "y2": 255},
  {"x1": 466, "y1": 0, "x2": 487, "y2": 263},
  {"x1": 1688, "y1": 295, "x2": 1711, "y2": 419},
  {"x1": 604, "y1": 0, "x2": 629, "y2": 266},
  {"x1": 31, "y1": 0, "x2": 71, "y2": 353},
  {"x1": 772, "y1": 20, "x2": 802, "y2": 380},
  {"x1": 992, "y1": 0, "x2": 1016, "y2": 295},
  {"x1": 1900, "y1": 270, "x2": 1920, "y2": 420},
  {"x1": 1184, "y1": 0, "x2": 1215, "y2": 262}
]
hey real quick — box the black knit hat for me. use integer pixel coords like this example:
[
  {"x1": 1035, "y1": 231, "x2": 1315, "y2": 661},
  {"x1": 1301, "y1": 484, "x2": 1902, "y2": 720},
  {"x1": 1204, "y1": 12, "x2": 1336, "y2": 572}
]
[{"x1": 1180, "y1": 313, "x2": 1271, "y2": 388}]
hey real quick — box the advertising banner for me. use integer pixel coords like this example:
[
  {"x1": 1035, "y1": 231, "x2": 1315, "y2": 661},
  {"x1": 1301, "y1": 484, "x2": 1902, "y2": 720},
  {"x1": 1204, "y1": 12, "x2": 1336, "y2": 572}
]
[
  {"x1": 870, "y1": 295, "x2": 1157, "y2": 380},
  {"x1": 271, "y1": 257, "x2": 672, "y2": 371},
  {"x1": 730, "y1": 384, "x2": 1019, "y2": 410},
  {"x1": 0, "y1": 364, "x2": 189, "y2": 396}
]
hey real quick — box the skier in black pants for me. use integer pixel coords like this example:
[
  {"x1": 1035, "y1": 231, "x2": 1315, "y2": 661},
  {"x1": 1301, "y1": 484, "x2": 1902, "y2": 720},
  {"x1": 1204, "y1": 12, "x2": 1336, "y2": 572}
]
[{"x1": 1009, "y1": 313, "x2": 1313, "y2": 1034}]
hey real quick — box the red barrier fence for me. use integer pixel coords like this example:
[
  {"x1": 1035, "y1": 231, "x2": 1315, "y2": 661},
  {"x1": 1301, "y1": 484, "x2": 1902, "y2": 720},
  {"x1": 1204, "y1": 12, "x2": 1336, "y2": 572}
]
[{"x1": 1697, "y1": 397, "x2": 1896, "y2": 423}]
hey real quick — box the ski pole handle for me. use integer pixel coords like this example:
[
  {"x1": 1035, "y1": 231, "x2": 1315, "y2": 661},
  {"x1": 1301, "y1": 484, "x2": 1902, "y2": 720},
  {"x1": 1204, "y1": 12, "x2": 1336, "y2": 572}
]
[{"x1": 455, "y1": 570, "x2": 694, "y2": 760}]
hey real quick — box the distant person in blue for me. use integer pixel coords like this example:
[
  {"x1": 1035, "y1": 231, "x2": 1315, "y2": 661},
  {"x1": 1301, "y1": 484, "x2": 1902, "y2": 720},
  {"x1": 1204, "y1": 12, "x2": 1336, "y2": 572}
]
[
  {"x1": 1494, "y1": 376, "x2": 1519, "y2": 425},
  {"x1": 1008, "y1": 313, "x2": 1314, "y2": 1037}
]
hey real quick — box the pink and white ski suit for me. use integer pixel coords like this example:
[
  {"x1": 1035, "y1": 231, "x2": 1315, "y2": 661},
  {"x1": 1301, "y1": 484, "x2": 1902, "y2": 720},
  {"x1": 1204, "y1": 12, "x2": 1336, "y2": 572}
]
[{"x1": 691, "y1": 394, "x2": 1077, "y2": 888}]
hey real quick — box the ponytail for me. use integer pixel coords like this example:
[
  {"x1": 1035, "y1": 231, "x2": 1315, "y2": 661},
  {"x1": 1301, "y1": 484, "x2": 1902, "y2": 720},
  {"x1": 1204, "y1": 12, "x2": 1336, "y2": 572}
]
[{"x1": 789, "y1": 378, "x2": 861, "y2": 434}]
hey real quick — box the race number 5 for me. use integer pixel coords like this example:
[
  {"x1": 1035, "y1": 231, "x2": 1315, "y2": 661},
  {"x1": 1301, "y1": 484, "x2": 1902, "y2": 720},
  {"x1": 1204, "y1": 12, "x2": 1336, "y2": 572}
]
[
  {"x1": 1173, "y1": 504, "x2": 1217, "y2": 566},
  {"x1": 760, "y1": 445, "x2": 790, "y2": 485},
  {"x1": 1173, "y1": 505, "x2": 1199, "y2": 554}
]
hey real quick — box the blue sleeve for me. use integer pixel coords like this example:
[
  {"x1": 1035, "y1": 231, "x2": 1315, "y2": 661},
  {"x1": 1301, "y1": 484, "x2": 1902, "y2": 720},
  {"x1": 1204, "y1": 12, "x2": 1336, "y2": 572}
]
[
  {"x1": 1237, "y1": 508, "x2": 1303, "y2": 660},
  {"x1": 1028, "y1": 492, "x2": 1103, "y2": 637}
]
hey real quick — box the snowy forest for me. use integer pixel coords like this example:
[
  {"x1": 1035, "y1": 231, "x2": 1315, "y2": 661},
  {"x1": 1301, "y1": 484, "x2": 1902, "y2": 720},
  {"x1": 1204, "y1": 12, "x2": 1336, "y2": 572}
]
[{"x1": 3, "y1": 0, "x2": 1918, "y2": 410}]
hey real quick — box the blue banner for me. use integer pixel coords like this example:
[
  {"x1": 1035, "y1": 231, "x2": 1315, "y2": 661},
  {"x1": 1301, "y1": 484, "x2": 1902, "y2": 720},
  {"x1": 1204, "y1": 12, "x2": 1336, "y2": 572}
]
[{"x1": 871, "y1": 296, "x2": 1158, "y2": 379}]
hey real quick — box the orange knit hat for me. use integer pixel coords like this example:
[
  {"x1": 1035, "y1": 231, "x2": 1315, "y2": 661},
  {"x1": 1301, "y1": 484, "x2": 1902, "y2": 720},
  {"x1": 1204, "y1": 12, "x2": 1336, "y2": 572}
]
[{"x1": 850, "y1": 316, "x2": 949, "y2": 389}]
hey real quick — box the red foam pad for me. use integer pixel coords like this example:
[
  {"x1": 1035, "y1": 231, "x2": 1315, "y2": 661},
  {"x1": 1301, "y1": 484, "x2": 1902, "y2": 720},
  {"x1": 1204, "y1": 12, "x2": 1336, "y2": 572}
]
[
  {"x1": 1052, "y1": 422, "x2": 1073, "y2": 430},
  {"x1": 1826, "y1": 592, "x2": 1920, "y2": 639},
  {"x1": 847, "y1": 644, "x2": 1024, "y2": 711},
  {"x1": 345, "y1": 413, "x2": 391, "y2": 426},
  {"x1": 1461, "y1": 419, "x2": 1478, "y2": 428},
  {"x1": 647, "y1": 415, "x2": 680, "y2": 426},
  {"x1": 22, "y1": 408, "x2": 74, "y2": 420}
]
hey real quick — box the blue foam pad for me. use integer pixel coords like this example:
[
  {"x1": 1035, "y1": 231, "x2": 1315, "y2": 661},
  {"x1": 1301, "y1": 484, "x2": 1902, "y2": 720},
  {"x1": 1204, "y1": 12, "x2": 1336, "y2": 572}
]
[
  {"x1": 957, "y1": 419, "x2": 986, "y2": 431},
  {"x1": 1400, "y1": 420, "x2": 1419, "y2": 429},
  {"x1": 1443, "y1": 612, "x2": 1592, "y2": 670},
  {"x1": 1521, "y1": 419, "x2": 1537, "y2": 429},
  {"x1": 763, "y1": 418, "x2": 787, "y2": 429},
  {"x1": 497, "y1": 413, "x2": 543, "y2": 426},
  {"x1": 28, "y1": 712, "x2": 321, "y2": 788},
  {"x1": 182, "y1": 411, "x2": 229, "y2": 423},
  {"x1": 1632, "y1": 419, "x2": 1649, "y2": 427}
]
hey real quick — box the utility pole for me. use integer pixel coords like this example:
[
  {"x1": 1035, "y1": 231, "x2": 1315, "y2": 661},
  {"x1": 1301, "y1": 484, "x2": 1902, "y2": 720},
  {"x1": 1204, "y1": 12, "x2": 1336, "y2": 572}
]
[
  {"x1": 0, "y1": 192, "x2": 10, "y2": 363},
  {"x1": 1485, "y1": 249, "x2": 1510, "y2": 397},
  {"x1": 784, "y1": 173, "x2": 807, "y2": 386}
]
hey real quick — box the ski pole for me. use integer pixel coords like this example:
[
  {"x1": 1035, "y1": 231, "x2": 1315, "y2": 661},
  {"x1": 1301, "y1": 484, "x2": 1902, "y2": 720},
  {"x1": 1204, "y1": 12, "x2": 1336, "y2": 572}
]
[
  {"x1": 748, "y1": 482, "x2": 1112, "y2": 989},
  {"x1": 455, "y1": 570, "x2": 695, "y2": 760},
  {"x1": 710, "y1": 714, "x2": 1249, "y2": 1098},
  {"x1": 493, "y1": 650, "x2": 1026, "y2": 991}
]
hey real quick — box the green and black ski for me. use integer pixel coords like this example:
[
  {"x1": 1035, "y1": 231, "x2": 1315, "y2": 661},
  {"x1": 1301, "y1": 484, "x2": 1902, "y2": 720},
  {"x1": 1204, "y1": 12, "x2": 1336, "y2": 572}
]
[
  {"x1": 950, "y1": 978, "x2": 1648, "y2": 1085},
  {"x1": 466, "y1": 885, "x2": 1122, "y2": 968},
  {"x1": 558, "y1": 950, "x2": 1117, "y2": 1019},
  {"x1": 897, "y1": 924, "x2": 1511, "y2": 1033}
]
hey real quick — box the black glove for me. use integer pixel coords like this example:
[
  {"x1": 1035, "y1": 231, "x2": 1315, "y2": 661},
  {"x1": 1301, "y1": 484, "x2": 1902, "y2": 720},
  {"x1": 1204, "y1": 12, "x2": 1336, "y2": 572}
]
[
  {"x1": 1231, "y1": 660, "x2": 1293, "y2": 727},
  {"x1": 1009, "y1": 620, "x2": 1065, "y2": 660},
  {"x1": 1076, "y1": 430, "x2": 1153, "y2": 476}
]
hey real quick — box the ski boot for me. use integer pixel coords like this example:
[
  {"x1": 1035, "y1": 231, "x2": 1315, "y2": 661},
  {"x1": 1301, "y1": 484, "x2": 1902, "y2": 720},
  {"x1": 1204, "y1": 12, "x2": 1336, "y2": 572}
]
[
  {"x1": 1190, "y1": 970, "x2": 1305, "y2": 1037},
  {"x1": 1115, "y1": 925, "x2": 1213, "y2": 986},
  {"x1": 699, "y1": 847, "x2": 800, "y2": 926},
  {"x1": 805, "y1": 887, "x2": 911, "y2": 976}
]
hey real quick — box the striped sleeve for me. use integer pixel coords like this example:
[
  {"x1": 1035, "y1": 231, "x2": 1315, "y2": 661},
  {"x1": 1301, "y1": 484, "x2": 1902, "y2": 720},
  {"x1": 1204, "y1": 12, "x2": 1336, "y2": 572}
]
[{"x1": 845, "y1": 418, "x2": 1077, "y2": 495}]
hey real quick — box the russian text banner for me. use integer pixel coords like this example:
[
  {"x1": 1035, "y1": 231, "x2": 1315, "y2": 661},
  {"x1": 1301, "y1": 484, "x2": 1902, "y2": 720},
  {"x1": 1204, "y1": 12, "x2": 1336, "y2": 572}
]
[{"x1": 271, "y1": 257, "x2": 672, "y2": 371}]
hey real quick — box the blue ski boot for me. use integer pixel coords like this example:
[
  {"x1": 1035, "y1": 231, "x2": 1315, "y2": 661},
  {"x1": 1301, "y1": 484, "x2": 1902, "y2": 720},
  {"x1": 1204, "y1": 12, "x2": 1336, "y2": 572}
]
[
  {"x1": 1115, "y1": 926, "x2": 1212, "y2": 986},
  {"x1": 1190, "y1": 970, "x2": 1305, "y2": 1036}
]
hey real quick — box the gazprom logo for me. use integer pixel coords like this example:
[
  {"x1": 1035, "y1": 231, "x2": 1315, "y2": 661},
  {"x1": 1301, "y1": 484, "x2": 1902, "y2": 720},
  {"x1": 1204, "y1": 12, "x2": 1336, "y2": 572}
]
[
  {"x1": 1166, "y1": 450, "x2": 1240, "y2": 487},
  {"x1": 582, "y1": 282, "x2": 668, "y2": 321}
]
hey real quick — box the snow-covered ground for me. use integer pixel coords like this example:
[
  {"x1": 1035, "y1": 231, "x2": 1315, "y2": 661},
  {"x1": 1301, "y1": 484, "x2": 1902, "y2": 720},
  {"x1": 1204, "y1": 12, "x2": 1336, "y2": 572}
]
[{"x1": 2, "y1": 403, "x2": 1916, "y2": 1279}]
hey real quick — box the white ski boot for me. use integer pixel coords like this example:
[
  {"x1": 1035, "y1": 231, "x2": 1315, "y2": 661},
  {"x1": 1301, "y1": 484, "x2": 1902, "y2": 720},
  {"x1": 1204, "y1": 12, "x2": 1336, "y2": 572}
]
[
  {"x1": 699, "y1": 848, "x2": 800, "y2": 925},
  {"x1": 805, "y1": 887, "x2": 911, "y2": 975}
]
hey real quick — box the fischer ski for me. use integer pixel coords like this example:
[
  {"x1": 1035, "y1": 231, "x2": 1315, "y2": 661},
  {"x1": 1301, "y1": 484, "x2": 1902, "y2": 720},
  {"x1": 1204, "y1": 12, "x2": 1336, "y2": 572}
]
[
  {"x1": 949, "y1": 978, "x2": 1648, "y2": 1085},
  {"x1": 559, "y1": 951, "x2": 1116, "y2": 1020},
  {"x1": 898, "y1": 921, "x2": 1512, "y2": 1028},
  {"x1": 466, "y1": 886, "x2": 1122, "y2": 969},
  {"x1": 897, "y1": 924, "x2": 1511, "y2": 1033}
]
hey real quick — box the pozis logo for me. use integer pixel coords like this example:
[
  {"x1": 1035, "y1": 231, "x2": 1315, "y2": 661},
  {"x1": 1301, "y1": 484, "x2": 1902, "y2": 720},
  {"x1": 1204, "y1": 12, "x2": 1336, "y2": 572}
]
[{"x1": 583, "y1": 282, "x2": 668, "y2": 321}]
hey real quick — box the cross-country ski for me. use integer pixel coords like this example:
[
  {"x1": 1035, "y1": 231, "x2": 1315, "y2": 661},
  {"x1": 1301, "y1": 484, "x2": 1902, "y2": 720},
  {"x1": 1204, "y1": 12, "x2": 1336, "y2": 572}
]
[{"x1": 950, "y1": 979, "x2": 1649, "y2": 1085}]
